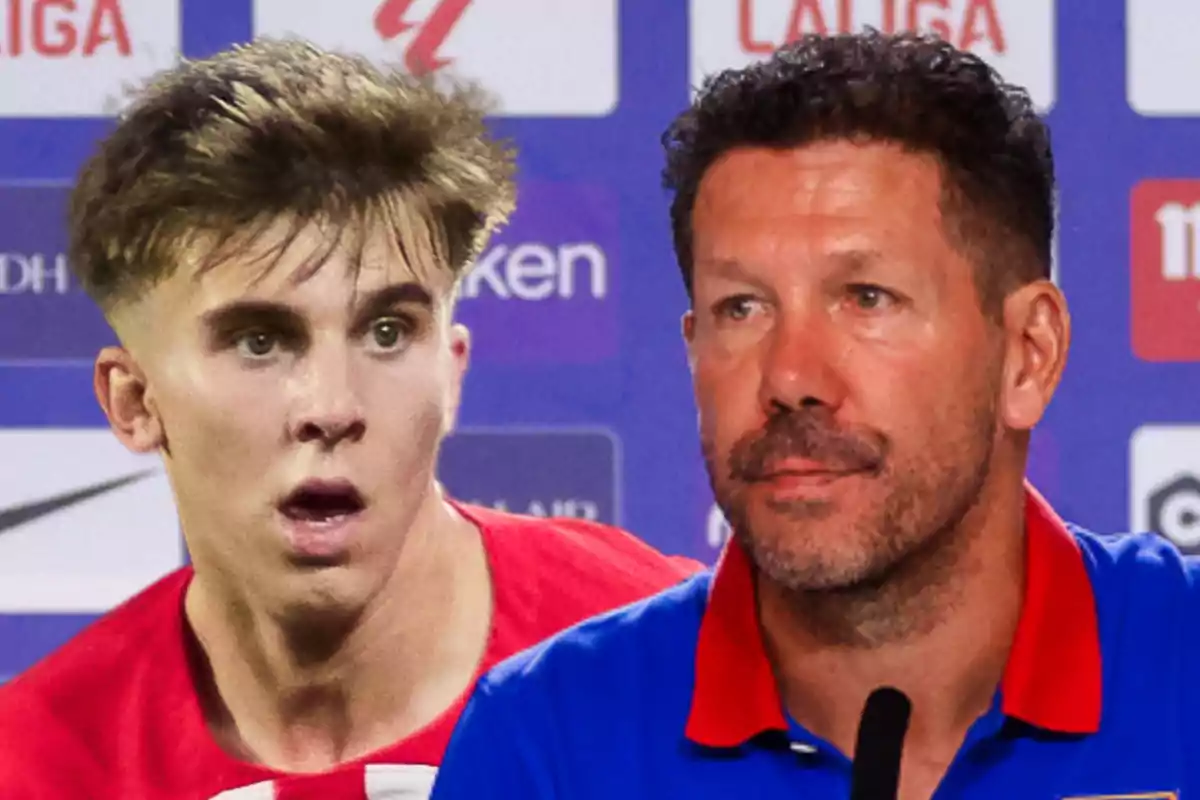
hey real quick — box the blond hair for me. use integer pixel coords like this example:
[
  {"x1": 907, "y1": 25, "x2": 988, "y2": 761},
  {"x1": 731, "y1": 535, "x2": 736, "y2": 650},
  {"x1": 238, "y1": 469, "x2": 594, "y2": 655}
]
[{"x1": 68, "y1": 37, "x2": 517, "y2": 313}]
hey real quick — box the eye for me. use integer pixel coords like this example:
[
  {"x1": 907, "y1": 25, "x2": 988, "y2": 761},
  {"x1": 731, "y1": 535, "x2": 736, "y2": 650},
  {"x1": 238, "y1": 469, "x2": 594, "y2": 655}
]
[
  {"x1": 235, "y1": 330, "x2": 280, "y2": 359},
  {"x1": 367, "y1": 316, "x2": 412, "y2": 352},
  {"x1": 847, "y1": 284, "x2": 898, "y2": 312},
  {"x1": 712, "y1": 294, "x2": 762, "y2": 322}
]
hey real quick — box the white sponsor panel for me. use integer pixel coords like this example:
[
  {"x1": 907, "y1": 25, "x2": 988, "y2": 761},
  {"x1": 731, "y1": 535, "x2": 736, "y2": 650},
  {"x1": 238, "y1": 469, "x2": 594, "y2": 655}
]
[
  {"x1": 0, "y1": 429, "x2": 183, "y2": 612},
  {"x1": 0, "y1": 0, "x2": 181, "y2": 117},
  {"x1": 1127, "y1": 0, "x2": 1200, "y2": 115},
  {"x1": 253, "y1": 0, "x2": 618, "y2": 117},
  {"x1": 690, "y1": 0, "x2": 1056, "y2": 112},
  {"x1": 1130, "y1": 426, "x2": 1200, "y2": 550}
]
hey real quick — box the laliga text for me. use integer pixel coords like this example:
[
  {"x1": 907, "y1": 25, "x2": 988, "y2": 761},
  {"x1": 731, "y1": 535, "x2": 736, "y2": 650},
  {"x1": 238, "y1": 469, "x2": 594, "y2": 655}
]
[{"x1": 739, "y1": 0, "x2": 1007, "y2": 54}]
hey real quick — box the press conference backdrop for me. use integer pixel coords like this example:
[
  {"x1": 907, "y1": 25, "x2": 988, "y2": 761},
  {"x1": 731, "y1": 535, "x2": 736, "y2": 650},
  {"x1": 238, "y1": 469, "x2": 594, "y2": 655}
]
[{"x1": 0, "y1": 0, "x2": 1198, "y2": 683}]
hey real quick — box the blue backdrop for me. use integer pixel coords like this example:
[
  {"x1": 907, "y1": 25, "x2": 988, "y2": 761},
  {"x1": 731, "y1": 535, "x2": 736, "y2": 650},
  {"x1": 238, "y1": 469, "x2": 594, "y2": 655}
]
[{"x1": 1, "y1": 0, "x2": 1197, "y2": 682}]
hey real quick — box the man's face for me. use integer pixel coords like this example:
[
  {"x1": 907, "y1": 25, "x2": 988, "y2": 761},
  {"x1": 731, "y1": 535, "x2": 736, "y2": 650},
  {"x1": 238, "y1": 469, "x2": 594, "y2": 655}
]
[
  {"x1": 100, "y1": 218, "x2": 468, "y2": 618},
  {"x1": 684, "y1": 140, "x2": 1007, "y2": 593}
]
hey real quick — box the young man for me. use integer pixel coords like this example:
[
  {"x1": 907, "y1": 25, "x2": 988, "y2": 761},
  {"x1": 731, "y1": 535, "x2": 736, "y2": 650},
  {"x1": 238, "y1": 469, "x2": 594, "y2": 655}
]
[
  {"x1": 0, "y1": 38, "x2": 699, "y2": 798},
  {"x1": 430, "y1": 31, "x2": 1200, "y2": 799}
]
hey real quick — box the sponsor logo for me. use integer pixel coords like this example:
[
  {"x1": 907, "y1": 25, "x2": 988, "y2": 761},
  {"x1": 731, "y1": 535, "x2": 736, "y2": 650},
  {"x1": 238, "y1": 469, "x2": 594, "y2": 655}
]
[
  {"x1": 0, "y1": 184, "x2": 117, "y2": 364},
  {"x1": 706, "y1": 502, "x2": 732, "y2": 550},
  {"x1": 373, "y1": 0, "x2": 469, "y2": 74},
  {"x1": 1129, "y1": 180, "x2": 1200, "y2": 362},
  {"x1": 0, "y1": 0, "x2": 180, "y2": 117},
  {"x1": 1131, "y1": 425, "x2": 1200, "y2": 553},
  {"x1": 438, "y1": 428, "x2": 621, "y2": 525},
  {"x1": 453, "y1": 182, "x2": 617, "y2": 364},
  {"x1": 0, "y1": 470, "x2": 156, "y2": 534},
  {"x1": 690, "y1": 0, "x2": 1056, "y2": 112},
  {"x1": 0, "y1": 429, "x2": 184, "y2": 613},
  {"x1": 1060, "y1": 794, "x2": 1178, "y2": 800},
  {"x1": 253, "y1": 0, "x2": 618, "y2": 117},
  {"x1": 1128, "y1": 0, "x2": 1200, "y2": 115}
]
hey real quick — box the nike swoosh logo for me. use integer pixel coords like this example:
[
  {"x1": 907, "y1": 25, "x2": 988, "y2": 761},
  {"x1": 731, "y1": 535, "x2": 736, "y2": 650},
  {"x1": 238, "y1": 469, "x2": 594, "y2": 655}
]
[{"x1": 0, "y1": 470, "x2": 159, "y2": 535}]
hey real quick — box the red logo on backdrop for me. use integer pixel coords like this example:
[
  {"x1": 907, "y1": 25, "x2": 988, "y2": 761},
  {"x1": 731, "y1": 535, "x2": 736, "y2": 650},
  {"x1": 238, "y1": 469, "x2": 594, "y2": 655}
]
[
  {"x1": 0, "y1": 0, "x2": 131, "y2": 57},
  {"x1": 374, "y1": 0, "x2": 471, "y2": 74},
  {"x1": 1130, "y1": 180, "x2": 1200, "y2": 362},
  {"x1": 736, "y1": 0, "x2": 1007, "y2": 55}
]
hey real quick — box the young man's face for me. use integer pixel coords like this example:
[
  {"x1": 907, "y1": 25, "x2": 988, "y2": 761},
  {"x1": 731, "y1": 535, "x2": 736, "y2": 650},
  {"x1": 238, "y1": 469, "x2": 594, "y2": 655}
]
[{"x1": 96, "y1": 217, "x2": 469, "y2": 619}]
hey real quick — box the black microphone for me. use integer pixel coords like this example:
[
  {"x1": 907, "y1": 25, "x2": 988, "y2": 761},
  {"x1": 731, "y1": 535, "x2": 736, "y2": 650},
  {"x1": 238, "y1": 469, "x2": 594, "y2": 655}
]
[{"x1": 849, "y1": 686, "x2": 912, "y2": 800}]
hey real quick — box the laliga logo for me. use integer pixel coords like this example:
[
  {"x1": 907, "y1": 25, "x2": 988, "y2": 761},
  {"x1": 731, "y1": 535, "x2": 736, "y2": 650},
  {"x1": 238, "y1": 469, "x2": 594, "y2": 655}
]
[
  {"x1": 738, "y1": 0, "x2": 1008, "y2": 55},
  {"x1": 0, "y1": 0, "x2": 132, "y2": 57},
  {"x1": 374, "y1": 0, "x2": 472, "y2": 75}
]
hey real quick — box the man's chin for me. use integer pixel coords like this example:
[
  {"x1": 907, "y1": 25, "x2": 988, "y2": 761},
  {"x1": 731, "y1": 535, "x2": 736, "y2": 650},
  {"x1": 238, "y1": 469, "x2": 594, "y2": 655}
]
[
  {"x1": 272, "y1": 565, "x2": 375, "y2": 621},
  {"x1": 735, "y1": 526, "x2": 886, "y2": 594},
  {"x1": 758, "y1": 558, "x2": 879, "y2": 594}
]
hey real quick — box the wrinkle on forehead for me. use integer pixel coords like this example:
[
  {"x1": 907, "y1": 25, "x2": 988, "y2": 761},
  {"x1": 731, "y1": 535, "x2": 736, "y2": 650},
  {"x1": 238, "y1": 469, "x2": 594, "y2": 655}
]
[
  {"x1": 702, "y1": 142, "x2": 942, "y2": 217},
  {"x1": 694, "y1": 142, "x2": 948, "y2": 257}
]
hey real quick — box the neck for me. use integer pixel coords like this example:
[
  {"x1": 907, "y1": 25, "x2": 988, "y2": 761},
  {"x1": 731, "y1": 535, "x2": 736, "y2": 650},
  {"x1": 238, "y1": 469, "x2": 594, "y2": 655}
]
[
  {"x1": 759, "y1": 476, "x2": 1027, "y2": 768},
  {"x1": 185, "y1": 488, "x2": 492, "y2": 772}
]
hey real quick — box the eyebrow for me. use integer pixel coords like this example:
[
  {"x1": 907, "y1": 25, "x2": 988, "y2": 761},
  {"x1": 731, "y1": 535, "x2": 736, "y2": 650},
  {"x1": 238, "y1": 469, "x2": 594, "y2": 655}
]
[
  {"x1": 827, "y1": 248, "x2": 885, "y2": 278},
  {"x1": 696, "y1": 257, "x2": 765, "y2": 286},
  {"x1": 200, "y1": 281, "x2": 435, "y2": 331},
  {"x1": 353, "y1": 282, "x2": 434, "y2": 320}
]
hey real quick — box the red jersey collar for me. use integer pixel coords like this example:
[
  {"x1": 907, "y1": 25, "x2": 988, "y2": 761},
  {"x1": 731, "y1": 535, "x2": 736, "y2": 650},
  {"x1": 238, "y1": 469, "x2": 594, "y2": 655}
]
[{"x1": 685, "y1": 483, "x2": 1102, "y2": 747}]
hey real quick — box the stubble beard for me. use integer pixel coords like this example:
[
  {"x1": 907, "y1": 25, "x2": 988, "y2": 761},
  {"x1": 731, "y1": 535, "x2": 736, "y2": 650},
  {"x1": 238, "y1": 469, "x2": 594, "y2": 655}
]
[{"x1": 706, "y1": 400, "x2": 996, "y2": 648}]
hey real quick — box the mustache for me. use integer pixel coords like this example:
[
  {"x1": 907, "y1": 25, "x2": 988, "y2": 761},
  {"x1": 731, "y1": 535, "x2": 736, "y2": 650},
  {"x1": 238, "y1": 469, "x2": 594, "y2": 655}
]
[{"x1": 728, "y1": 409, "x2": 888, "y2": 482}]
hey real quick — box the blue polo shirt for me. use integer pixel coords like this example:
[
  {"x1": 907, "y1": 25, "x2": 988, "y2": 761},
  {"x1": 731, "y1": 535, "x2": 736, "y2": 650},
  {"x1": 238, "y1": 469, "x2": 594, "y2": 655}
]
[{"x1": 430, "y1": 487, "x2": 1200, "y2": 798}]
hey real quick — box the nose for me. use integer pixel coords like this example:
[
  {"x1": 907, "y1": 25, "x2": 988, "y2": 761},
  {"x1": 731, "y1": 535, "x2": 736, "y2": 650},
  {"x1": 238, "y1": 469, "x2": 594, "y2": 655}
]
[
  {"x1": 288, "y1": 351, "x2": 366, "y2": 448},
  {"x1": 757, "y1": 311, "x2": 848, "y2": 417}
]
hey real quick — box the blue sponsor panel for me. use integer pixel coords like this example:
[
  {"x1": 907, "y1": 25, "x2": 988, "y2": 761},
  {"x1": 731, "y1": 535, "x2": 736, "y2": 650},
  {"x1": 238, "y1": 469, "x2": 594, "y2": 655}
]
[
  {"x1": 1027, "y1": 426, "x2": 1060, "y2": 504},
  {"x1": 0, "y1": 614, "x2": 95, "y2": 684},
  {"x1": 438, "y1": 428, "x2": 619, "y2": 525},
  {"x1": 453, "y1": 182, "x2": 617, "y2": 365},
  {"x1": 0, "y1": 184, "x2": 117, "y2": 364}
]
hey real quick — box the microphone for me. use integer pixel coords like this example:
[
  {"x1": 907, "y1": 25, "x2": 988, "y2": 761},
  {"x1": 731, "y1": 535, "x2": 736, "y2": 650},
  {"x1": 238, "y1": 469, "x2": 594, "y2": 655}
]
[{"x1": 849, "y1": 686, "x2": 912, "y2": 800}]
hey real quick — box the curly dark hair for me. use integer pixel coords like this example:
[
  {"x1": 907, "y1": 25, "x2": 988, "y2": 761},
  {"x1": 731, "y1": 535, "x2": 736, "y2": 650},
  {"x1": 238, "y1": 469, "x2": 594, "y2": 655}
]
[
  {"x1": 661, "y1": 30, "x2": 1054, "y2": 311},
  {"x1": 70, "y1": 37, "x2": 516, "y2": 315}
]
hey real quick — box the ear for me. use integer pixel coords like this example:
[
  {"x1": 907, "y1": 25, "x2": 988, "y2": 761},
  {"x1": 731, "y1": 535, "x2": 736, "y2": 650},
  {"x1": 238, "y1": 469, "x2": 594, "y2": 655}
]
[
  {"x1": 681, "y1": 310, "x2": 697, "y2": 372},
  {"x1": 998, "y1": 281, "x2": 1070, "y2": 432},
  {"x1": 94, "y1": 346, "x2": 165, "y2": 454},
  {"x1": 443, "y1": 323, "x2": 471, "y2": 432}
]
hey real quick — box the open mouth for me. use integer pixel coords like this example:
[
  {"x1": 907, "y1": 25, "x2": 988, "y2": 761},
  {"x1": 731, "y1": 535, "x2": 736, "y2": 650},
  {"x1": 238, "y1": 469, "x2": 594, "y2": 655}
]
[{"x1": 279, "y1": 481, "x2": 365, "y2": 523}]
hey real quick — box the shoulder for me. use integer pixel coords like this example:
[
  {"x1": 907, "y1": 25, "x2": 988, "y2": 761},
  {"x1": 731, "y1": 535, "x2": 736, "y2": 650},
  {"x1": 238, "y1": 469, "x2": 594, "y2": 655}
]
[
  {"x1": 1070, "y1": 525, "x2": 1200, "y2": 639},
  {"x1": 434, "y1": 573, "x2": 710, "y2": 796},
  {"x1": 0, "y1": 569, "x2": 191, "y2": 770},
  {"x1": 483, "y1": 571, "x2": 711, "y2": 704},
  {"x1": 460, "y1": 501, "x2": 705, "y2": 600},
  {"x1": 1072, "y1": 525, "x2": 1199, "y2": 588}
]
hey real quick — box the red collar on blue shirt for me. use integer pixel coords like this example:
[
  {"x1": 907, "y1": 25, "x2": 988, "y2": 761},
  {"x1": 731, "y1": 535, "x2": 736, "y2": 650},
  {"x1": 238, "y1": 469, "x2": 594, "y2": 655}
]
[{"x1": 684, "y1": 483, "x2": 1102, "y2": 747}]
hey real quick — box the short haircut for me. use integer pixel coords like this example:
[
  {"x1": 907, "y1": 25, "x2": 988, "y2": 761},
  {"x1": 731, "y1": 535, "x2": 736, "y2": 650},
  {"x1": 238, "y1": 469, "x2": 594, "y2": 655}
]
[
  {"x1": 68, "y1": 37, "x2": 517, "y2": 315},
  {"x1": 661, "y1": 29, "x2": 1055, "y2": 311}
]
